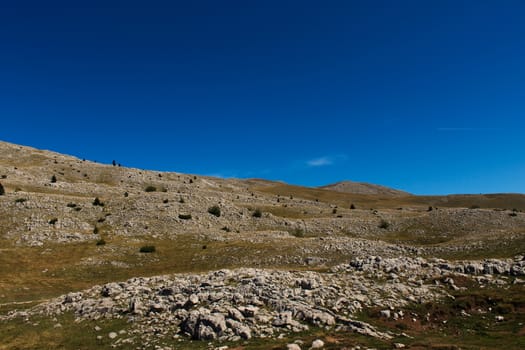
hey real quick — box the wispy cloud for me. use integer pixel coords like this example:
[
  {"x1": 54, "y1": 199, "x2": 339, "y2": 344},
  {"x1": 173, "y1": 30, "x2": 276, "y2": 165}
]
[
  {"x1": 306, "y1": 154, "x2": 347, "y2": 167},
  {"x1": 307, "y1": 157, "x2": 333, "y2": 167}
]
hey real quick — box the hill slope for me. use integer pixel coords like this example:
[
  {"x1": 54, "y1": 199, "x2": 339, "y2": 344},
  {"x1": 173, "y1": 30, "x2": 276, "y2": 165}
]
[
  {"x1": 319, "y1": 180, "x2": 410, "y2": 196},
  {"x1": 1, "y1": 140, "x2": 525, "y2": 350}
]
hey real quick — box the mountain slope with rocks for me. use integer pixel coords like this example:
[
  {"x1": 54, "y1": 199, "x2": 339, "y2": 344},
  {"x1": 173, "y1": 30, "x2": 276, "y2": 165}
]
[
  {"x1": 1, "y1": 140, "x2": 525, "y2": 350},
  {"x1": 319, "y1": 181, "x2": 410, "y2": 197}
]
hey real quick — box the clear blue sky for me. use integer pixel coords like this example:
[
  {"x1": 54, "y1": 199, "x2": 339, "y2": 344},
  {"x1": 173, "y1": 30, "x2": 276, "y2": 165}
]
[{"x1": 1, "y1": 0, "x2": 524, "y2": 195}]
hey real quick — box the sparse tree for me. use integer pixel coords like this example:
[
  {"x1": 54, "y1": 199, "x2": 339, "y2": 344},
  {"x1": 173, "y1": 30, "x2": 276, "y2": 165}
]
[
  {"x1": 208, "y1": 205, "x2": 221, "y2": 217},
  {"x1": 112, "y1": 160, "x2": 116, "y2": 166},
  {"x1": 93, "y1": 197, "x2": 104, "y2": 206}
]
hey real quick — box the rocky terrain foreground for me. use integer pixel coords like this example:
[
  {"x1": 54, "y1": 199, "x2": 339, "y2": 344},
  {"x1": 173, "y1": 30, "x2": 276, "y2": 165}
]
[{"x1": 1, "y1": 140, "x2": 525, "y2": 349}]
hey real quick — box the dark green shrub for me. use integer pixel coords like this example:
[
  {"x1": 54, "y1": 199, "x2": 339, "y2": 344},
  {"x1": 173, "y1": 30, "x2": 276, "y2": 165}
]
[
  {"x1": 179, "y1": 197, "x2": 185, "y2": 203},
  {"x1": 350, "y1": 203, "x2": 356, "y2": 209},
  {"x1": 66, "y1": 203, "x2": 77, "y2": 208},
  {"x1": 15, "y1": 198, "x2": 27, "y2": 203},
  {"x1": 93, "y1": 226, "x2": 99, "y2": 234},
  {"x1": 332, "y1": 208, "x2": 337, "y2": 214},
  {"x1": 96, "y1": 239, "x2": 106, "y2": 246},
  {"x1": 145, "y1": 185, "x2": 157, "y2": 192},
  {"x1": 290, "y1": 228, "x2": 304, "y2": 237},
  {"x1": 139, "y1": 245, "x2": 156, "y2": 253},
  {"x1": 0, "y1": 183, "x2": 4, "y2": 195},
  {"x1": 378, "y1": 219, "x2": 390, "y2": 229},
  {"x1": 178, "y1": 214, "x2": 192, "y2": 220},
  {"x1": 92, "y1": 197, "x2": 104, "y2": 206},
  {"x1": 252, "y1": 209, "x2": 262, "y2": 218},
  {"x1": 428, "y1": 206, "x2": 433, "y2": 211},
  {"x1": 221, "y1": 226, "x2": 231, "y2": 232},
  {"x1": 124, "y1": 192, "x2": 129, "y2": 197},
  {"x1": 470, "y1": 204, "x2": 480, "y2": 209},
  {"x1": 208, "y1": 205, "x2": 221, "y2": 217},
  {"x1": 163, "y1": 199, "x2": 169, "y2": 204},
  {"x1": 51, "y1": 175, "x2": 57, "y2": 183},
  {"x1": 49, "y1": 218, "x2": 58, "y2": 225}
]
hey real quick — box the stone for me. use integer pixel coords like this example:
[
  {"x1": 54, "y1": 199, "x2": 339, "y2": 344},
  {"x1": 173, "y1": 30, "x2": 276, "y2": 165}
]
[
  {"x1": 310, "y1": 339, "x2": 324, "y2": 348},
  {"x1": 287, "y1": 344, "x2": 302, "y2": 350},
  {"x1": 108, "y1": 332, "x2": 118, "y2": 339}
]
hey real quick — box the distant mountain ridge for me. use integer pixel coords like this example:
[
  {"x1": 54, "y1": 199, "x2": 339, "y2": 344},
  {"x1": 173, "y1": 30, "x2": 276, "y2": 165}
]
[{"x1": 319, "y1": 181, "x2": 411, "y2": 196}]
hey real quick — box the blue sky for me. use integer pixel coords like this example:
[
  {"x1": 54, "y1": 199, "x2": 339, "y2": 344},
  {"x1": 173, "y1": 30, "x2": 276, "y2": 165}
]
[{"x1": 1, "y1": 0, "x2": 524, "y2": 195}]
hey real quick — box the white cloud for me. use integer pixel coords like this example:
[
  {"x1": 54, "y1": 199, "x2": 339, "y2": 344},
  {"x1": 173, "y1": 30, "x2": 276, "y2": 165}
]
[{"x1": 306, "y1": 154, "x2": 348, "y2": 167}]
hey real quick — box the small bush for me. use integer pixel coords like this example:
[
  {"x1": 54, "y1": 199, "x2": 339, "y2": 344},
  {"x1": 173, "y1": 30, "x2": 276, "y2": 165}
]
[
  {"x1": 509, "y1": 212, "x2": 518, "y2": 217},
  {"x1": 92, "y1": 197, "x2": 104, "y2": 206},
  {"x1": 350, "y1": 203, "x2": 356, "y2": 209},
  {"x1": 96, "y1": 239, "x2": 106, "y2": 246},
  {"x1": 221, "y1": 226, "x2": 231, "y2": 232},
  {"x1": 145, "y1": 185, "x2": 157, "y2": 192},
  {"x1": 208, "y1": 205, "x2": 221, "y2": 217},
  {"x1": 0, "y1": 183, "x2": 4, "y2": 195},
  {"x1": 470, "y1": 204, "x2": 480, "y2": 209},
  {"x1": 51, "y1": 175, "x2": 57, "y2": 183},
  {"x1": 93, "y1": 226, "x2": 99, "y2": 234},
  {"x1": 378, "y1": 219, "x2": 390, "y2": 229},
  {"x1": 290, "y1": 228, "x2": 304, "y2": 237},
  {"x1": 179, "y1": 197, "x2": 185, "y2": 203},
  {"x1": 49, "y1": 218, "x2": 58, "y2": 225},
  {"x1": 124, "y1": 192, "x2": 129, "y2": 197},
  {"x1": 15, "y1": 198, "x2": 27, "y2": 203},
  {"x1": 163, "y1": 199, "x2": 169, "y2": 204},
  {"x1": 178, "y1": 214, "x2": 192, "y2": 220},
  {"x1": 332, "y1": 208, "x2": 337, "y2": 214},
  {"x1": 252, "y1": 208, "x2": 262, "y2": 218},
  {"x1": 139, "y1": 245, "x2": 156, "y2": 253},
  {"x1": 66, "y1": 203, "x2": 77, "y2": 208},
  {"x1": 428, "y1": 206, "x2": 433, "y2": 211}
]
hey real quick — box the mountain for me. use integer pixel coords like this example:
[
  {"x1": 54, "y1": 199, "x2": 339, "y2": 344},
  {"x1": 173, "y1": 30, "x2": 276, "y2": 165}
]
[
  {"x1": 319, "y1": 180, "x2": 411, "y2": 196},
  {"x1": 1, "y1": 140, "x2": 525, "y2": 350}
]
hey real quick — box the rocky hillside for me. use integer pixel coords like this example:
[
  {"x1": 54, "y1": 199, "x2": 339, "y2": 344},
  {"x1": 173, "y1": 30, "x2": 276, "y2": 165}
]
[
  {"x1": 1, "y1": 140, "x2": 525, "y2": 350},
  {"x1": 319, "y1": 181, "x2": 410, "y2": 197}
]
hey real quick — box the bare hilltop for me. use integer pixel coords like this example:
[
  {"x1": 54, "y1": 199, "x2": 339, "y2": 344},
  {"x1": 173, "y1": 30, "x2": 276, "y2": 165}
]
[{"x1": 1, "y1": 140, "x2": 524, "y2": 350}]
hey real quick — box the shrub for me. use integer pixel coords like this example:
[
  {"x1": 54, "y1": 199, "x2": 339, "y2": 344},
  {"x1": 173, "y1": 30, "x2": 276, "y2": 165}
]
[
  {"x1": 428, "y1": 206, "x2": 433, "y2": 211},
  {"x1": 163, "y1": 199, "x2": 169, "y2": 204},
  {"x1": 0, "y1": 183, "x2": 4, "y2": 196},
  {"x1": 139, "y1": 245, "x2": 156, "y2": 253},
  {"x1": 208, "y1": 205, "x2": 221, "y2": 217},
  {"x1": 178, "y1": 214, "x2": 192, "y2": 220},
  {"x1": 51, "y1": 175, "x2": 57, "y2": 183},
  {"x1": 66, "y1": 203, "x2": 77, "y2": 208},
  {"x1": 332, "y1": 208, "x2": 337, "y2": 214},
  {"x1": 96, "y1": 239, "x2": 106, "y2": 246},
  {"x1": 350, "y1": 203, "x2": 356, "y2": 209},
  {"x1": 179, "y1": 197, "x2": 185, "y2": 203},
  {"x1": 145, "y1": 185, "x2": 157, "y2": 192},
  {"x1": 93, "y1": 226, "x2": 99, "y2": 234},
  {"x1": 49, "y1": 218, "x2": 58, "y2": 225},
  {"x1": 290, "y1": 228, "x2": 304, "y2": 237},
  {"x1": 378, "y1": 219, "x2": 390, "y2": 229},
  {"x1": 252, "y1": 208, "x2": 262, "y2": 218},
  {"x1": 15, "y1": 198, "x2": 27, "y2": 203},
  {"x1": 92, "y1": 197, "x2": 104, "y2": 206},
  {"x1": 470, "y1": 205, "x2": 480, "y2": 209},
  {"x1": 509, "y1": 212, "x2": 518, "y2": 217},
  {"x1": 221, "y1": 226, "x2": 231, "y2": 232},
  {"x1": 124, "y1": 192, "x2": 129, "y2": 197}
]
